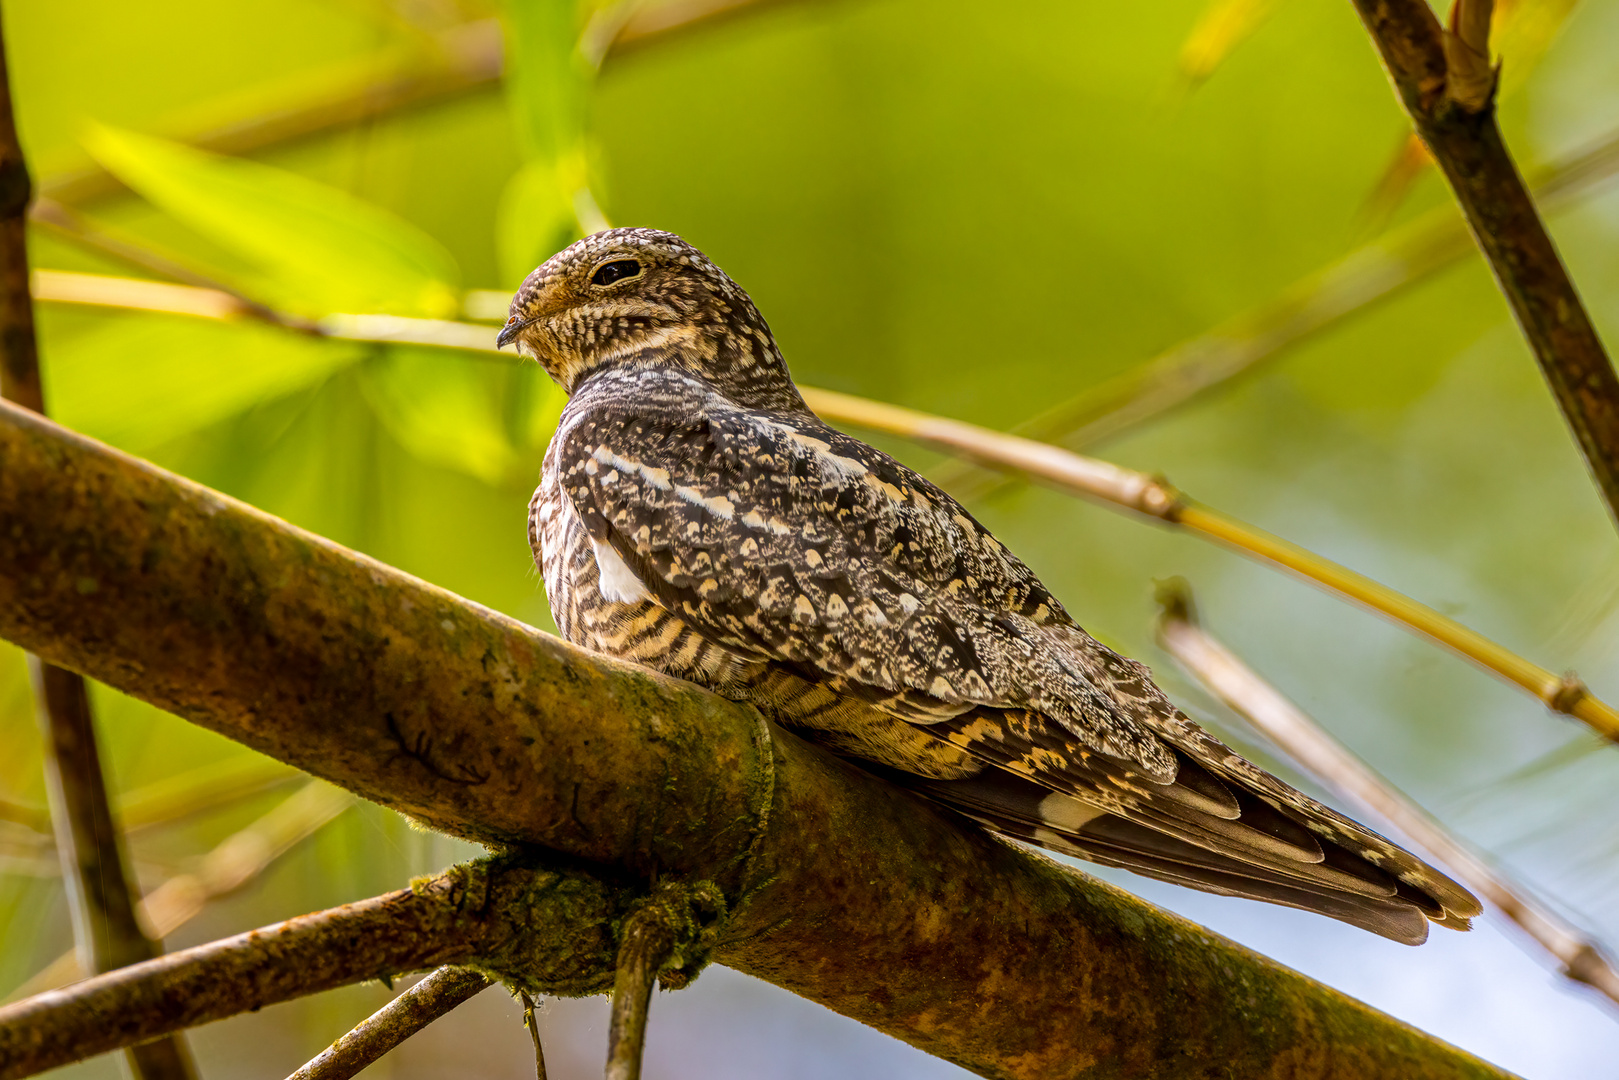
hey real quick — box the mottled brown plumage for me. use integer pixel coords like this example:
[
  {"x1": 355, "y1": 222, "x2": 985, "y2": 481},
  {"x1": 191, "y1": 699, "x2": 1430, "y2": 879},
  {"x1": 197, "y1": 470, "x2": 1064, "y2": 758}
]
[{"x1": 500, "y1": 227, "x2": 1481, "y2": 944}]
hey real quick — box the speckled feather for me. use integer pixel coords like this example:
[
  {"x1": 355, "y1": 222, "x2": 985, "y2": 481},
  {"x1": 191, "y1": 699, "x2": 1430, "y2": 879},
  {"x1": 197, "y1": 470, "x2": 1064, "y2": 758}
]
[{"x1": 506, "y1": 227, "x2": 1481, "y2": 944}]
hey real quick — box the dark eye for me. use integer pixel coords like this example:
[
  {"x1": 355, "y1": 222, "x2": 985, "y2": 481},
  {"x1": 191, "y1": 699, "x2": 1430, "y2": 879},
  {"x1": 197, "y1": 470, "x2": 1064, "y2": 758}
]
[{"x1": 590, "y1": 259, "x2": 641, "y2": 287}]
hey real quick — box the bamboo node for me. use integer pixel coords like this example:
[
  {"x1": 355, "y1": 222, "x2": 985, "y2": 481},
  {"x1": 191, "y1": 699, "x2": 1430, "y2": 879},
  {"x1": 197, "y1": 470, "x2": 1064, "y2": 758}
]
[{"x1": 1547, "y1": 671, "x2": 1590, "y2": 716}]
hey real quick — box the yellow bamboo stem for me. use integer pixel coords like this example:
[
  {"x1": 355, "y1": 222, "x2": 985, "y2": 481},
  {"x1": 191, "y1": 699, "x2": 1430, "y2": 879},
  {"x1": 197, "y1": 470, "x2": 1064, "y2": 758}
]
[
  {"x1": 31, "y1": 270, "x2": 1618, "y2": 743},
  {"x1": 800, "y1": 386, "x2": 1619, "y2": 743}
]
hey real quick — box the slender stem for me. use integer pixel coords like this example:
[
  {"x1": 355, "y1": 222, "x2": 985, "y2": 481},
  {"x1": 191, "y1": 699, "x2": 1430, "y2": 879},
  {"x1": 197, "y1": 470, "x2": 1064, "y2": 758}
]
[
  {"x1": 0, "y1": 869, "x2": 508, "y2": 1079},
  {"x1": 1349, "y1": 0, "x2": 1619, "y2": 530},
  {"x1": 519, "y1": 992, "x2": 550, "y2": 1080},
  {"x1": 284, "y1": 967, "x2": 494, "y2": 1080},
  {"x1": 0, "y1": 14, "x2": 196, "y2": 1080},
  {"x1": 1154, "y1": 579, "x2": 1619, "y2": 1009}
]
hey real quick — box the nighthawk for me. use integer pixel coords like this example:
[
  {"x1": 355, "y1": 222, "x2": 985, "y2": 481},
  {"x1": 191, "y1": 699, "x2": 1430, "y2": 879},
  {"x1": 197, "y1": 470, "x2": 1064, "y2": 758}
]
[{"x1": 498, "y1": 227, "x2": 1480, "y2": 944}]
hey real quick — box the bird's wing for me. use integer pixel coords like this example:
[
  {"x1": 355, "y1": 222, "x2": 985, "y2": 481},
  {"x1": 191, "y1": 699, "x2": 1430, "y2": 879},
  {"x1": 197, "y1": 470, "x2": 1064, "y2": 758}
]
[
  {"x1": 556, "y1": 373, "x2": 1480, "y2": 940},
  {"x1": 555, "y1": 370, "x2": 1179, "y2": 777}
]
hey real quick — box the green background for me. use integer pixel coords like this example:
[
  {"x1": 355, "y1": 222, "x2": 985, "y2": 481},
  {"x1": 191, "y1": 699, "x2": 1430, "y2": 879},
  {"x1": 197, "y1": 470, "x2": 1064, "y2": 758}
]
[{"x1": 4, "y1": 0, "x2": 1619, "y2": 1075}]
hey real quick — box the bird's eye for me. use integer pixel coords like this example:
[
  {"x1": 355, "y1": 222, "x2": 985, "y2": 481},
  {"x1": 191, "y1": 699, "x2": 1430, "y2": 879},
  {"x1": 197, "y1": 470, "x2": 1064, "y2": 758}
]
[{"x1": 590, "y1": 259, "x2": 642, "y2": 287}]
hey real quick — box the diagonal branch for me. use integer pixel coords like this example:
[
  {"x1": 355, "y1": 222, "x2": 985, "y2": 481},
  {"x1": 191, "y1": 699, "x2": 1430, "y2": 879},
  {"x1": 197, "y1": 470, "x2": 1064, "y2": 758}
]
[
  {"x1": 284, "y1": 966, "x2": 495, "y2": 1080},
  {"x1": 0, "y1": 857, "x2": 624, "y2": 1080},
  {"x1": 1349, "y1": 0, "x2": 1619, "y2": 529},
  {"x1": 0, "y1": 399, "x2": 1514, "y2": 1079},
  {"x1": 1153, "y1": 579, "x2": 1619, "y2": 1010},
  {"x1": 803, "y1": 387, "x2": 1619, "y2": 743}
]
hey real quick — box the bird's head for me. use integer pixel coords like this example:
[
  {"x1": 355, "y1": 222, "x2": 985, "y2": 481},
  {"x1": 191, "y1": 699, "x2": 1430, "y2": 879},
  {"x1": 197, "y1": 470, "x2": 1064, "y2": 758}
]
[{"x1": 497, "y1": 227, "x2": 809, "y2": 413}]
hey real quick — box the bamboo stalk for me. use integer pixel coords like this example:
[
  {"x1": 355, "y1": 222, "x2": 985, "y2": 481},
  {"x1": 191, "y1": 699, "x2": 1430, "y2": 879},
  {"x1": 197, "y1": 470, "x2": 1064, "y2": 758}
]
[
  {"x1": 1154, "y1": 579, "x2": 1619, "y2": 1009},
  {"x1": 799, "y1": 386, "x2": 1619, "y2": 743}
]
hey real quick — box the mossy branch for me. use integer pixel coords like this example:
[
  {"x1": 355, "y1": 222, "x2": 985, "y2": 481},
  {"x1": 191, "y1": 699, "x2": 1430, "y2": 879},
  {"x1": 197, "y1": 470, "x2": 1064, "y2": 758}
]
[{"x1": 0, "y1": 399, "x2": 1519, "y2": 1079}]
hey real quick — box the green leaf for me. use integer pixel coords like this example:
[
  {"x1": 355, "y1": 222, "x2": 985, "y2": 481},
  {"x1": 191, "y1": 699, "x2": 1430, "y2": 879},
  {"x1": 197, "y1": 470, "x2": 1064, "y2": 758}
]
[
  {"x1": 44, "y1": 312, "x2": 360, "y2": 452},
  {"x1": 83, "y1": 124, "x2": 461, "y2": 318},
  {"x1": 501, "y1": 0, "x2": 591, "y2": 164},
  {"x1": 497, "y1": 157, "x2": 584, "y2": 286},
  {"x1": 359, "y1": 348, "x2": 564, "y2": 485}
]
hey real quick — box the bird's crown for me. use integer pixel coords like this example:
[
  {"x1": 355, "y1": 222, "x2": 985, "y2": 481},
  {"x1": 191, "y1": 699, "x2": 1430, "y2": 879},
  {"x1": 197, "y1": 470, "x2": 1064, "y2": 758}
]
[{"x1": 499, "y1": 228, "x2": 809, "y2": 414}]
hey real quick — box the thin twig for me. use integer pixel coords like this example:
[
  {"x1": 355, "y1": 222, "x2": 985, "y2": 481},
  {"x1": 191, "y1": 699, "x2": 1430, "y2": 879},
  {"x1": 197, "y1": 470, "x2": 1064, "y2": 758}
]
[
  {"x1": 934, "y1": 125, "x2": 1619, "y2": 498},
  {"x1": 284, "y1": 966, "x2": 494, "y2": 1080},
  {"x1": 27, "y1": 267, "x2": 1619, "y2": 744},
  {"x1": 519, "y1": 991, "x2": 550, "y2": 1080},
  {"x1": 1350, "y1": 0, "x2": 1619, "y2": 531},
  {"x1": 29, "y1": 199, "x2": 310, "y2": 328},
  {"x1": 5, "y1": 781, "x2": 355, "y2": 1002},
  {"x1": 0, "y1": 870, "x2": 502, "y2": 1079},
  {"x1": 0, "y1": 19, "x2": 197, "y2": 1080},
  {"x1": 1153, "y1": 579, "x2": 1619, "y2": 1010},
  {"x1": 605, "y1": 904, "x2": 677, "y2": 1080}
]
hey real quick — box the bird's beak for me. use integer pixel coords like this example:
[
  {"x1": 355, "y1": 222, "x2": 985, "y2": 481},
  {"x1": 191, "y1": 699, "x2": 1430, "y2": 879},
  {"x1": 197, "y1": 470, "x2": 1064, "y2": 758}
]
[{"x1": 496, "y1": 316, "x2": 531, "y2": 350}]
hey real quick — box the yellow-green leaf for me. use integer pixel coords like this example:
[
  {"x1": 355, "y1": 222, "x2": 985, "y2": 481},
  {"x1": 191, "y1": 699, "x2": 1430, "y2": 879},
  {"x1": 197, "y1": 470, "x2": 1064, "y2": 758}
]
[{"x1": 84, "y1": 124, "x2": 461, "y2": 318}]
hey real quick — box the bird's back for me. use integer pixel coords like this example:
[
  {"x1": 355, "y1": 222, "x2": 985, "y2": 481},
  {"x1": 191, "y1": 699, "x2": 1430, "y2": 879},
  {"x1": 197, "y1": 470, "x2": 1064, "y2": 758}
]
[{"x1": 511, "y1": 226, "x2": 1480, "y2": 945}]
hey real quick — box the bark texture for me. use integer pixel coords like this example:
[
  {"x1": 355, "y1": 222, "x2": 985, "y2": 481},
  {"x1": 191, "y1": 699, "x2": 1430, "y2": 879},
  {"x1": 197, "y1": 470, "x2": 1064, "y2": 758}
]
[{"x1": 0, "y1": 400, "x2": 1514, "y2": 1079}]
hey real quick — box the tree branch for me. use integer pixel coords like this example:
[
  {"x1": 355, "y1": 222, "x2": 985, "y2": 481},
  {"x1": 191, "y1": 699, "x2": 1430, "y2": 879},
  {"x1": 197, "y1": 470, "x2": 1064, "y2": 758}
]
[
  {"x1": 0, "y1": 400, "x2": 1515, "y2": 1078},
  {"x1": 1348, "y1": 0, "x2": 1619, "y2": 528},
  {"x1": 0, "y1": 858, "x2": 625, "y2": 1079},
  {"x1": 1154, "y1": 579, "x2": 1619, "y2": 1011},
  {"x1": 284, "y1": 966, "x2": 494, "y2": 1080}
]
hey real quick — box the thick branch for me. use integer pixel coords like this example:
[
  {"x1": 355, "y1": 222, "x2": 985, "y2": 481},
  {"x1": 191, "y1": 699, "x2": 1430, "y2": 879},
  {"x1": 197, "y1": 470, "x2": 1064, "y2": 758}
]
[
  {"x1": 0, "y1": 401, "x2": 1513, "y2": 1079},
  {"x1": 1349, "y1": 0, "x2": 1619, "y2": 528}
]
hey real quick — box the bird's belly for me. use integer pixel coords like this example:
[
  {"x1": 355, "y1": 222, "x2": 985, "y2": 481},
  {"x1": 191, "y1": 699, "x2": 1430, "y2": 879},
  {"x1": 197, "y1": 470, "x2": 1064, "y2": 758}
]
[{"x1": 532, "y1": 482, "x2": 979, "y2": 779}]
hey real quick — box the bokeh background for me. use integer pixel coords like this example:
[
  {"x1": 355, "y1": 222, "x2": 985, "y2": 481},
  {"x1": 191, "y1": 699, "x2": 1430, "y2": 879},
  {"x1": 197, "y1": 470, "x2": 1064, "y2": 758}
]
[{"x1": 5, "y1": 0, "x2": 1619, "y2": 1076}]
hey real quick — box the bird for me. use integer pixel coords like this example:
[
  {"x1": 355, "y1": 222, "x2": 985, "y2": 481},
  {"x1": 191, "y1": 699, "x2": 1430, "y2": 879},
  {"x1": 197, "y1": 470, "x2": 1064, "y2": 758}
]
[{"x1": 497, "y1": 226, "x2": 1481, "y2": 945}]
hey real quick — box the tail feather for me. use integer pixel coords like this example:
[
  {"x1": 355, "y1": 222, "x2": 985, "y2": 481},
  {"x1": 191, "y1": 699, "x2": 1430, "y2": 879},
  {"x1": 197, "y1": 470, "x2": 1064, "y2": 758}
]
[{"x1": 911, "y1": 758, "x2": 1473, "y2": 945}]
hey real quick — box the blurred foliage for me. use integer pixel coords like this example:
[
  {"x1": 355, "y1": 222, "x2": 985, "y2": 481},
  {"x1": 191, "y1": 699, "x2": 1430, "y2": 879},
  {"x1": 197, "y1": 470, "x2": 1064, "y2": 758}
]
[{"x1": 4, "y1": 0, "x2": 1619, "y2": 1076}]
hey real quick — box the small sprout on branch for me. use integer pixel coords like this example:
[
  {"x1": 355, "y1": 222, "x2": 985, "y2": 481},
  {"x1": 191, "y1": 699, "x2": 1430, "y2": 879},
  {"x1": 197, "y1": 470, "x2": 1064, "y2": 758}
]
[{"x1": 1443, "y1": 0, "x2": 1497, "y2": 112}]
